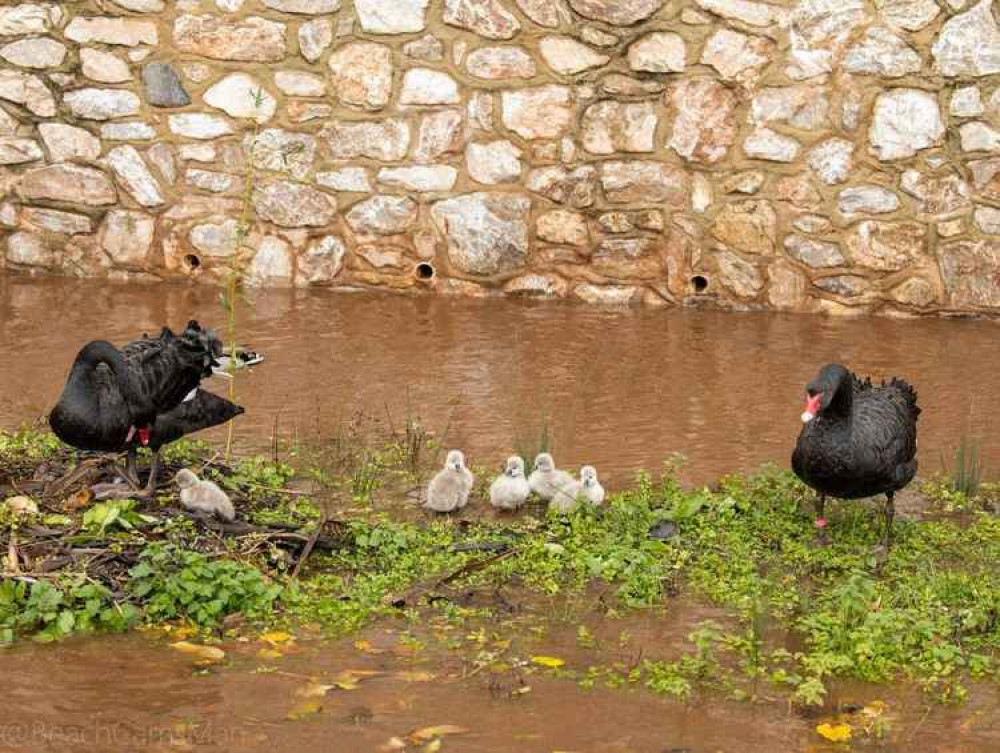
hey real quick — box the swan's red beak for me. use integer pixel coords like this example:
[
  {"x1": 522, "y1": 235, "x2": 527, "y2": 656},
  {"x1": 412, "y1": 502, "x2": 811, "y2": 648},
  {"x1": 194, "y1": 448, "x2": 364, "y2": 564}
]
[
  {"x1": 801, "y1": 393, "x2": 822, "y2": 423},
  {"x1": 138, "y1": 427, "x2": 151, "y2": 446}
]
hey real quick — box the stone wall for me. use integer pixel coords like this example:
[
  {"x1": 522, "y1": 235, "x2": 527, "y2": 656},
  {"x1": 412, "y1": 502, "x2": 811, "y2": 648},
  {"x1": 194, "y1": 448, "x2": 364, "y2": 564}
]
[{"x1": 1, "y1": 0, "x2": 999, "y2": 315}]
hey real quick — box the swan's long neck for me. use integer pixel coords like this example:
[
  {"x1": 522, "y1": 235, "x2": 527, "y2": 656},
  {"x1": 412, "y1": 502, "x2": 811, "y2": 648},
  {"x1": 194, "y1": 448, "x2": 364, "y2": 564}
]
[{"x1": 827, "y1": 376, "x2": 853, "y2": 421}]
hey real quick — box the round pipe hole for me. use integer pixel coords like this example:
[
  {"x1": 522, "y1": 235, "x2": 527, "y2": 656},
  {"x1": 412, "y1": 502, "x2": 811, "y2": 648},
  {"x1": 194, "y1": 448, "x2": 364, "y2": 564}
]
[
  {"x1": 691, "y1": 275, "x2": 708, "y2": 293},
  {"x1": 184, "y1": 254, "x2": 201, "y2": 269},
  {"x1": 415, "y1": 262, "x2": 435, "y2": 281}
]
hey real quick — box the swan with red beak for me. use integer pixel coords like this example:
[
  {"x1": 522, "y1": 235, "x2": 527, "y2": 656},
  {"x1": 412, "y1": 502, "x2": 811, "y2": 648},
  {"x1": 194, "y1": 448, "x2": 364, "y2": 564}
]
[{"x1": 791, "y1": 363, "x2": 920, "y2": 550}]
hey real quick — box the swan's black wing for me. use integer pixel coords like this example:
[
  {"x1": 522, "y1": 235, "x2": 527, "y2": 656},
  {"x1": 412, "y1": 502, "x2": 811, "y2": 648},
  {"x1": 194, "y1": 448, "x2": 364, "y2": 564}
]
[
  {"x1": 850, "y1": 380, "x2": 919, "y2": 494},
  {"x1": 146, "y1": 389, "x2": 244, "y2": 451},
  {"x1": 119, "y1": 322, "x2": 223, "y2": 425}
]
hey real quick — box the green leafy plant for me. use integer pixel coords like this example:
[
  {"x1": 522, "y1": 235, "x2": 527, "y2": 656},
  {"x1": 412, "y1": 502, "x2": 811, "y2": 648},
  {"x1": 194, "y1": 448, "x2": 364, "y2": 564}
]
[
  {"x1": 81, "y1": 500, "x2": 155, "y2": 535},
  {"x1": 129, "y1": 544, "x2": 282, "y2": 626},
  {"x1": 0, "y1": 578, "x2": 137, "y2": 643}
]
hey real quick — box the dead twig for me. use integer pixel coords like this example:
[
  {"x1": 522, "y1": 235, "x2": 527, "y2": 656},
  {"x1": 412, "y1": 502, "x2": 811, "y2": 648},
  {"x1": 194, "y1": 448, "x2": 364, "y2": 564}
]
[{"x1": 290, "y1": 517, "x2": 326, "y2": 579}]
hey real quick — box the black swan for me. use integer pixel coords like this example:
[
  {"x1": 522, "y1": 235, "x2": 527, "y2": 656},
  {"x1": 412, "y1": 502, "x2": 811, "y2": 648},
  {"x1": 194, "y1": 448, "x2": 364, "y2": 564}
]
[
  {"x1": 103, "y1": 388, "x2": 245, "y2": 497},
  {"x1": 791, "y1": 363, "x2": 920, "y2": 547},
  {"x1": 49, "y1": 321, "x2": 231, "y2": 495}
]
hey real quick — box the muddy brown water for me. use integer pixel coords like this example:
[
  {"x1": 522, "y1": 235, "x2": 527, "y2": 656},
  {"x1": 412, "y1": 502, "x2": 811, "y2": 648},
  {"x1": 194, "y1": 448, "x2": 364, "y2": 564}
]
[
  {"x1": 1, "y1": 606, "x2": 997, "y2": 753},
  {"x1": 1, "y1": 274, "x2": 999, "y2": 486},
  {"x1": 3, "y1": 274, "x2": 1000, "y2": 752}
]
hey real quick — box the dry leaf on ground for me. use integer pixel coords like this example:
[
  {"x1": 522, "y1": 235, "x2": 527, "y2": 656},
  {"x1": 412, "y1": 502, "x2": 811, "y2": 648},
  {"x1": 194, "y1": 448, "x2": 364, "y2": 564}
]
[{"x1": 169, "y1": 641, "x2": 225, "y2": 663}]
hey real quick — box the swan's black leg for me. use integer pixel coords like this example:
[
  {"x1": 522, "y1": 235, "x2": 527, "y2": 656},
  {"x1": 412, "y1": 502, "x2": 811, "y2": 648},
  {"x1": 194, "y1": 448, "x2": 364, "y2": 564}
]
[
  {"x1": 883, "y1": 491, "x2": 895, "y2": 548},
  {"x1": 814, "y1": 493, "x2": 829, "y2": 545},
  {"x1": 142, "y1": 451, "x2": 161, "y2": 496},
  {"x1": 93, "y1": 454, "x2": 141, "y2": 499},
  {"x1": 126, "y1": 448, "x2": 140, "y2": 487}
]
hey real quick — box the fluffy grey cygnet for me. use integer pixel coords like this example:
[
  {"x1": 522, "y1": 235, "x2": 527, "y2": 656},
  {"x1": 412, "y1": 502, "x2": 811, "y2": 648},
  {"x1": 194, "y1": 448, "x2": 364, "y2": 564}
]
[
  {"x1": 175, "y1": 468, "x2": 235, "y2": 522},
  {"x1": 424, "y1": 450, "x2": 475, "y2": 513},
  {"x1": 490, "y1": 456, "x2": 531, "y2": 511},
  {"x1": 528, "y1": 453, "x2": 575, "y2": 502},
  {"x1": 550, "y1": 465, "x2": 606, "y2": 513}
]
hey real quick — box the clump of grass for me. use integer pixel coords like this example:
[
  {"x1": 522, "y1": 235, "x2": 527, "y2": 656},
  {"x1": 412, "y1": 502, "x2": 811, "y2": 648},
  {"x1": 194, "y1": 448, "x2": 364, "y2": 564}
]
[
  {"x1": 514, "y1": 414, "x2": 551, "y2": 468},
  {"x1": 941, "y1": 435, "x2": 983, "y2": 496}
]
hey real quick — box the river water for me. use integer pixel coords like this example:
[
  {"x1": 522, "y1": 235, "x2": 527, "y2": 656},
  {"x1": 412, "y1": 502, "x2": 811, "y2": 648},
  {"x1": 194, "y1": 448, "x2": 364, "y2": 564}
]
[
  {"x1": 1, "y1": 274, "x2": 997, "y2": 485},
  {"x1": 2, "y1": 274, "x2": 1000, "y2": 751}
]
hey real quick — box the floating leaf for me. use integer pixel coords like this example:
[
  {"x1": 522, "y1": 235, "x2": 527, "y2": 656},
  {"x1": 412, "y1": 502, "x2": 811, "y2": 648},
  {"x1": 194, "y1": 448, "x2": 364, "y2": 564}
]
[
  {"x1": 861, "y1": 700, "x2": 887, "y2": 718},
  {"x1": 423, "y1": 740, "x2": 442, "y2": 753},
  {"x1": 394, "y1": 671, "x2": 436, "y2": 682},
  {"x1": 406, "y1": 725, "x2": 468, "y2": 745},
  {"x1": 816, "y1": 723, "x2": 852, "y2": 742},
  {"x1": 170, "y1": 641, "x2": 225, "y2": 663},
  {"x1": 381, "y1": 738, "x2": 407, "y2": 751},
  {"x1": 333, "y1": 669, "x2": 382, "y2": 690},
  {"x1": 531, "y1": 655, "x2": 565, "y2": 669},
  {"x1": 257, "y1": 648, "x2": 284, "y2": 660},
  {"x1": 296, "y1": 680, "x2": 335, "y2": 698},
  {"x1": 287, "y1": 697, "x2": 323, "y2": 720},
  {"x1": 355, "y1": 639, "x2": 385, "y2": 654},
  {"x1": 261, "y1": 630, "x2": 295, "y2": 646}
]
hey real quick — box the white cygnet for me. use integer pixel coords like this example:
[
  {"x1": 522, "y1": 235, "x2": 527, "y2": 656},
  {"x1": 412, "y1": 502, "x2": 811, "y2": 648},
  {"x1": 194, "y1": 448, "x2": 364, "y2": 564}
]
[
  {"x1": 489, "y1": 456, "x2": 531, "y2": 511},
  {"x1": 550, "y1": 465, "x2": 606, "y2": 513},
  {"x1": 175, "y1": 468, "x2": 236, "y2": 522},
  {"x1": 578, "y1": 465, "x2": 605, "y2": 505},
  {"x1": 424, "y1": 450, "x2": 475, "y2": 513},
  {"x1": 528, "y1": 453, "x2": 575, "y2": 502}
]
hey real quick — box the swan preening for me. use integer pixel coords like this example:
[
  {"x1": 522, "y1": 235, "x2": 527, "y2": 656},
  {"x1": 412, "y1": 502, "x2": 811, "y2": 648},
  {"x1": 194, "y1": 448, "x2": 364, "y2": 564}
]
[
  {"x1": 792, "y1": 363, "x2": 920, "y2": 547},
  {"x1": 49, "y1": 321, "x2": 254, "y2": 496}
]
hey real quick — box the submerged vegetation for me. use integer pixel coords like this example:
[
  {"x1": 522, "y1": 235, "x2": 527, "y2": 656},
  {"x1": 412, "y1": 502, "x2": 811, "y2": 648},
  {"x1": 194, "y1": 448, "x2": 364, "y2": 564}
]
[{"x1": 2, "y1": 423, "x2": 1000, "y2": 713}]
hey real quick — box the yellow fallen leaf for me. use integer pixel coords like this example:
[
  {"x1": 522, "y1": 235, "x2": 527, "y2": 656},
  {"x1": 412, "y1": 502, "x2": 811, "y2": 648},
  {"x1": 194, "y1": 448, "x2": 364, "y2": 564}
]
[
  {"x1": 261, "y1": 630, "x2": 295, "y2": 646},
  {"x1": 816, "y1": 723, "x2": 852, "y2": 742},
  {"x1": 296, "y1": 680, "x2": 335, "y2": 698},
  {"x1": 170, "y1": 641, "x2": 225, "y2": 663},
  {"x1": 423, "y1": 739, "x2": 442, "y2": 753},
  {"x1": 407, "y1": 725, "x2": 468, "y2": 744},
  {"x1": 170, "y1": 625, "x2": 199, "y2": 640},
  {"x1": 531, "y1": 655, "x2": 565, "y2": 669},
  {"x1": 286, "y1": 697, "x2": 323, "y2": 720},
  {"x1": 511, "y1": 685, "x2": 532, "y2": 696},
  {"x1": 333, "y1": 669, "x2": 382, "y2": 690},
  {"x1": 355, "y1": 639, "x2": 385, "y2": 654},
  {"x1": 861, "y1": 700, "x2": 887, "y2": 718},
  {"x1": 394, "y1": 671, "x2": 436, "y2": 682}
]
